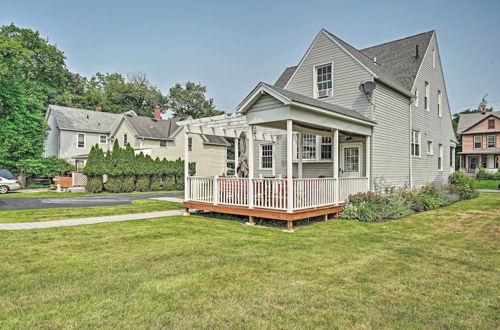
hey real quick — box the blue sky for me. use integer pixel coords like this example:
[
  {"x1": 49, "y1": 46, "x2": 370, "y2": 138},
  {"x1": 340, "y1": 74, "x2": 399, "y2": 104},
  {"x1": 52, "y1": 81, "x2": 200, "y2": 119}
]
[{"x1": 2, "y1": 0, "x2": 499, "y2": 114}]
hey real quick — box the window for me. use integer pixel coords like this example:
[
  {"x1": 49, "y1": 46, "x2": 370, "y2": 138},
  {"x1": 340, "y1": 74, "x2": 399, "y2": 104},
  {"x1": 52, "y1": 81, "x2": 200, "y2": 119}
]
[
  {"x1": 414, "y1": 88, "x2": 419, "y2": 107},
  {"x1": 474, "y1": 136, "x2": 482, "y2": 149},
  {"x1": 188, "y1": 137, "x2": 193, "y2": 151},
  {"x1": 77, "y1": 133, "x2": 85, "y2": 149},
  {"x1": 424, "y1": 82, "x2": 430, "y2": 111},
  {"x1": 438, "y1": 144, "x2": 443, "y2": 171},
  {"x1": 450, "y1": 146, "x2": 455, "y2": 168},
  {"x1": 487, "y1": 135, "x2": 495, "y2": 148},
  {"x1": 488, "y1": 119, "x2": 495, "y2": 129},
  {"x1": 427, "y1": 141, "x2": 433, "y2": 155},
  {"x1": 99, "y1": 135, "x2": 107, "y2": 144},
  {"x1": 160, "y1": 140, "x2": 167, "y2": 147},
  {"x1": 480, "y1": 155, "x2": 487, "y2": 168},
  {"x1": 75, "y1": 160, "x2": 85, "y2": 172},
  {"x1": 411, "y1": 130, "x2": 421, "y2": 157},
  {"x1": 260, "y1": 144, "x2": 273, "y2": 169},
  {"x1": 320, "y1": 137, "x2": 332, "y2": 159},
  {"x1": 432, "y1": 49, "x2": 436, "y2": 68},
  {"x1": 315, "y1": 64, "x2": 332, "y2": 98},
  {"x1": 437, "y1": 90, "x2": 442, "y2": 117},
  {"x1": 123, "y1": 133, "x2": 128, "y2": 146},
  {"x1": 344, "y1": 147, "x2": 360, "y2": 172},
  {"x1": 302, "y1": 133, "x2": 316, "y2": 160}
]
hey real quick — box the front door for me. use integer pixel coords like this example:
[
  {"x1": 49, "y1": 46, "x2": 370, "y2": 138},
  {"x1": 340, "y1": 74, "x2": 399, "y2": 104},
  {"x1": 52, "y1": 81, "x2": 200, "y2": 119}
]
[
  {"x1": 468, "y1": 156, "x2": 478, "y2": 173},
  {"x1": 340, "y1": 144, "x2": 361, "y2": 177}
]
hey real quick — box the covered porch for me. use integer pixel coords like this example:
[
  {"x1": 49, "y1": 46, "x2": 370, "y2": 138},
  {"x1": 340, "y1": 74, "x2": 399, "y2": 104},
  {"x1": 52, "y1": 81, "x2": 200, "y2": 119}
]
[{"x1": 179, "y1": 83, "x2": 375, "y2": 231}]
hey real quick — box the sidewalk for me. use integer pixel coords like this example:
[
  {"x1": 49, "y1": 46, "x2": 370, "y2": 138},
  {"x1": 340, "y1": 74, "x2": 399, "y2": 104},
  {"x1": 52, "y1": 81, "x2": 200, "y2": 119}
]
[{"x1": 0, "y1": 209, "x2": 183, "y2": 230}]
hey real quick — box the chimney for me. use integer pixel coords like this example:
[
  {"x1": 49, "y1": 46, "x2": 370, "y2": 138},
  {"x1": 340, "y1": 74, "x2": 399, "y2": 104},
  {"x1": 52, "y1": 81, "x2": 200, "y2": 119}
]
[
  {"x1": 95, "y1": 106, "x2": 101, "y2": 111},
  {"x1": 481, "y1": 104, "x2": 487, "y2": 114},
  {"x1": 153, "y1": 106, "x2": 161, "y2": 119},
  {"x1": 415, "y1": 45, "x2": 419, "y2": 58}
]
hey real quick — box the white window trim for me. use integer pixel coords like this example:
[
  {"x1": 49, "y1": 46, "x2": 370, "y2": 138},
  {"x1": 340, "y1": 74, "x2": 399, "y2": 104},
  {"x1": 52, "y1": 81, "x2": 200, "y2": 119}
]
[
  {"x1": 438, "y1": 144, "x2": 443, "y2": 171},
  {"x1": 293, "y1": 134, "x2": 334, "y2": 163},
  {"x1": 340, "y1": 143, "x2": 362, "y2": 177},
  {"x1": 259, "y1": 143, "x2": 274, "y2": 171},
  {"x1": 411, "y1": 130, "x2": 421, "y2": 157},
  {"x1": 427, "y1": 141, "x2": 433, "y2": 155},
  {"x1": 99, "y1": 135, "x2": 107, "y2": 144},
  {"x1": 312, "y1": 61, "x2": 334, "y2": 99},
  {"x1": 320, "y1": 136, "x2": 332, "y2": 160},
  {"x1": 414, "y1": 88, "x2": 419, "y2": 107},
  {"x1": 437, "y1": 90, "x2": 442, "y2": 117},
  {"x1": 77, "y1": 133, "x2": 86, "y2": 149},
  {"x1": 424, "y1": 82, "x2": 430, "y2": 111}
]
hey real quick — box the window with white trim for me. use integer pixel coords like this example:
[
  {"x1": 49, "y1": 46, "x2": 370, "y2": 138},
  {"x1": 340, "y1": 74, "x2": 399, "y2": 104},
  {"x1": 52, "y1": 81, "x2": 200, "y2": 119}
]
[
  {"x1": 99, "y1": 135, "x2": 107, "y2": 144},
  {"x1": 160, "y1": 140, "x2": 167, "y2": 147},
  {"x1": 427, "y1": 141, "x2": 433, "y2": 155},
  {"x1": 320, "y1": 137, "x2": 332, "y2": 159},
  {"x1": 123, "y1": 133, "x2": 128, "y2": 147},
  {"x1": 437, "y1": 90, "x2": 442, "y2": 117},
  {"x1": 487, "y1": 135, "x2": 495, "y2": 148},
  {"x1": 77, "y1": 133, "x2": 85, "y2": 149},
  {"x1": 315, "y1": 64, "x2": 332, "y2": 98},
  {"x1": 260, "y1": 144, "x2": 273, "y2": 169},
  {"x1": 188, "y1": 137, "x2": 193, "y2": 151},
  {"x1": 474, "y1": 136, "x2": 482, "y2": 149},
  {"x1": 411, "y1": 130, "x2": 421, "y2": 157},
  {"x1": 344, "y1": 147, "x2": 359, "y2": 172},
  {"x1": 438, "y1": 144, "x2": 443, "y2": 171},
  {"x1": 414, "y1": 88, "x2": 419, "y2": 107},
  {"x1": 302, "y1": 133, "x2": 316, "y2": 160},
  {"x1": 424, "y1": 81, "x2": 430, "y2": 111}
]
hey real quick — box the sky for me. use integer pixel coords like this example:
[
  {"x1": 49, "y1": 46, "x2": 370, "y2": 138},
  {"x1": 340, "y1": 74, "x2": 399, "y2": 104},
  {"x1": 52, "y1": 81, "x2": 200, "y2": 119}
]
[{"x1": 2, "y1": 0, "x2": 499, "y2": 114}]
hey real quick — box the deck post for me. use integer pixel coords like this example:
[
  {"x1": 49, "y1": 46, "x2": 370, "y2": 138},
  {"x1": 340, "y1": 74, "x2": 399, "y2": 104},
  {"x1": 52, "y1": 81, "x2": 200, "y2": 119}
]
[
  {"x1": 184, "y1": 129, "x2": 190, "y2": 201},
  {"x1": 213, "y1": 176, "x2": 219, "y2": 205},
  {"x1": 365, "y1": 135, "x2": 371, "y2": 191},
  {"x1": 286, "y1": 120, "x2": 293, "y2": 213},
  {"x1": 333, "y1": 129, "x2": 339, "y2": 205},
  {"x1": 248, "y1": 125, "x2": 254, "y2": 209},
  {"x1": 298, "y1": 132, "x2": 303, "y2": 178},
  {"x1": 234, "y1": 138, "x2": 239, "y2": 177}
]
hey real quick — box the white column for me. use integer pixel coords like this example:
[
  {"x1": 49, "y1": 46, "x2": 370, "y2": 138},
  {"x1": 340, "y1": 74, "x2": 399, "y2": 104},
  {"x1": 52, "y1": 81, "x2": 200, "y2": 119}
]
[
  {"x1": 365, "y1": 135, "x2": 371, "y2": 191},
  {"x1": 184, "y1": 130, "x2": 190, "y2": 201},
  {"x1": 286, "y1": 120, "x2": 293, "y2": 212},
  {"x1": 248, "y1": 126, "x2": 254, "y2": 209},
  {"x1": 272, "y1": 142, "x2": 276, "y2": 177},
  {"x1": 333, "y1": 129, "x2": 339, "y2": 204},
  {"x1": 298, "y1": 132, "x2": 303, "y2": 179},
  {"x1": 234, "y1": 138, "x2": 239, "y2": 177}
]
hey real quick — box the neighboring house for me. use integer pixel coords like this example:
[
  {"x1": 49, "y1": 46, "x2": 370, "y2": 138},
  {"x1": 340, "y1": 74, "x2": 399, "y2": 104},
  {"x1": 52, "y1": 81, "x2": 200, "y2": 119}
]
[
  {"x1": 111, "y1": 109, "x2": 229, "y2": 176},
  {"x1": 457, "y1": 109, "x2": 500, "y2": 174},
  {"x1": 44, "y1": 105, "x2": 124, "y2": 171},
  {"x1": 248, "y1": 28, "x2": 456, "y2": 188}
]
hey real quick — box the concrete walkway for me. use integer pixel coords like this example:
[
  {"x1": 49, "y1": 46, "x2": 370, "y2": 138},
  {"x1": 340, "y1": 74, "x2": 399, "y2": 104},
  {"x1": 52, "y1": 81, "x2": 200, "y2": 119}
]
[
  {"x1": 478, "y1": 189, "x2": 500, "y2": 193},
  {"x1": 0, "y1": 209, "x2": 183, "y2": 230}
]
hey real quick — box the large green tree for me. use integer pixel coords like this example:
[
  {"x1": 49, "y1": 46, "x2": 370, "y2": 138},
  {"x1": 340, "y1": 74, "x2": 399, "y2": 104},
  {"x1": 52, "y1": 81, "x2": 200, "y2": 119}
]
[{"x1": 166, "y1": 82, "x2": 224, "y2": 118}]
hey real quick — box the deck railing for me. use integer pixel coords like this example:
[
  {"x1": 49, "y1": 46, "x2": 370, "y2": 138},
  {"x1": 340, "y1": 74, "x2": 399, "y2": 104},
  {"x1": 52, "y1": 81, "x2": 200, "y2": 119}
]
[
  {"x1": 293, "y1": 178, "x2": 336, "y2": 210},
  {"x1": 217, "y1": 177, "x2": 249, "y2": 206},
  {"x1": 187, "y1": 176, "x2": 214, "y2": 203},
  {"x1": 253, "y1": 178, "x2": 288, "y2": 210}
]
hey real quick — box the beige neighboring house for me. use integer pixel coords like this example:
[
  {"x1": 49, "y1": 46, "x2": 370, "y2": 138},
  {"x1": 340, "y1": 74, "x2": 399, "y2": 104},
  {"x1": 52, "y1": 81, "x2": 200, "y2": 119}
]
[{"x1": 111, "y1": 110, "x2": 229, "y2": 176}]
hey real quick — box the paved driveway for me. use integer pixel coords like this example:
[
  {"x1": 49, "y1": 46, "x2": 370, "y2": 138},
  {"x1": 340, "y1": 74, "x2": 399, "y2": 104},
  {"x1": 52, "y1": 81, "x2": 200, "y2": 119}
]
[{"x1": 0, "y1": 193, "x2": 182, "y2": 211}]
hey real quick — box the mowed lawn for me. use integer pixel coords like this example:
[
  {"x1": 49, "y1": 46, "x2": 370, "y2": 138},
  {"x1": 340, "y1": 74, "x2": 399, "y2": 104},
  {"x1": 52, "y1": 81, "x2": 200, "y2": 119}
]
[
  {"x1": 473, "y1": 180, "x2": 500, "y2": 190},
  {"x1": 0, "y1": 194, "x2": 498, "y2": 328}
]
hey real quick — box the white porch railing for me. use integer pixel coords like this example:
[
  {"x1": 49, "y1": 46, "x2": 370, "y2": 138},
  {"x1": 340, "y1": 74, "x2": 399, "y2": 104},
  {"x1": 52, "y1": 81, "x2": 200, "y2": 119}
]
[{"x1": 186, "y1": 176, "x2": 369, "y2": 211}]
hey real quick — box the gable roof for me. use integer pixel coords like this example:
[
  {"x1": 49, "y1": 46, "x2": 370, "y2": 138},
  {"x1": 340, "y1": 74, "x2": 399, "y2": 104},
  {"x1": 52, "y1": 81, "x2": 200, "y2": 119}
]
[
  {"x1": 361, "y1": 31, "x2": 434, "y2": 91},
  {"x1": 47, "y1": 104, "x2": 123, "y2": 133},
  {"x1": 457, "y1": 111, "x2": 500, "y2": 133},
  {"x1": 239, "y1": 82, "x2": 375, "y2": 125},
  {"x1": 274, "y1": 66, "x2": 297, "y2": 88}
]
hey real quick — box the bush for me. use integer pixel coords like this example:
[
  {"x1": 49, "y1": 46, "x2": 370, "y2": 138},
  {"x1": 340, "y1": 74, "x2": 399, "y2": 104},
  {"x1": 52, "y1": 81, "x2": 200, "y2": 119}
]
[
  {"x1": 411, "y1": 193, "x2": 444, "y2": 211},
  {"x1": 448, "y1": 172, "x2": 478, "y2": 200},
  {"x1": 105, "y1": 176, "x2": 123, "y2": 193},
  {"x1": 150, "y1": 175, "x2": 162, "y2": 191},
  {"x1": 135, "y1": 175, "x2": 150, "y2": 192},
  {"x1": 381, "y1": 194, "x2": 414, "y2": 219},
  {"x1": 122, "y1": 176, "x2": 135, "y2": 193},
  {"x1": 476, "y1": 168, "x2": 492, "y2": 180},
  {"x1": 86, "y1": 176, "x2": 103, "y2": 193}
]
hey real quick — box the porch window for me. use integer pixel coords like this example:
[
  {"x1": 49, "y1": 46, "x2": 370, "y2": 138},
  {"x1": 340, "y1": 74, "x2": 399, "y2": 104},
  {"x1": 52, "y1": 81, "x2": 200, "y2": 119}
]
[
  {"x1": 437, "y1": 90, "x2": 442, "y2": 117},
  {"x1": 487, "y1": 135, "x2": 495, "y2": 148},
  {"x1": 123, "y1": 133, "x2": 128, "y2": 147},
  {"x1": 315, "y1": 64, "x2": 332, "y2": 98},
  {"x1": 488, "y1": 119, "x2": 495, "y2": 129},
  {"x1": 474, "y1": 136, "x2": 482, "y2": 149},
  {"x1": 438, "y1": 144, "x2": 443, "y2": 171},
  {"x1": 302, "y1": 133, "x2": 316, "y2": 160},
  {"x1": 260, "y1": 144, "x2": 273, "y2": 169},
  {"x1": 99, "y1": 135, "x2": 107, "y2": 144},
  {"x1": 424, "y1": 81, "x2": 430, "y2": 111},
  {"x1": 320, "y1": 137, "x2": 332, "y2": 159},
  {"x1": 427, "y1": 141, "x2": 433, "y2": 155},
  {"x1": 411, "y1": 130, "x2": 421, "y2": 157},
  {"x1": 481, "y1": 155, "x2": 487, "y2": 168},
  {"x1": 77, "y1": 133, "x2": 85, "y2": 149},
  {"x1": 344, "y1": 147, "x2": 359, "y2": 172}
]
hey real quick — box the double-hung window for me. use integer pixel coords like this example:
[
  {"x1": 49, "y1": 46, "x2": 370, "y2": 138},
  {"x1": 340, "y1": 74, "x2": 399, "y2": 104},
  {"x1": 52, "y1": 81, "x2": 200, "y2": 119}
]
[
  {"x1": 424, "y1": 82, "x2": 430, "y2": 111},
  {"x1": 99, "y1": 135, "x2": 107, "y2": 144},
  {"x1": 260, "y1": 144, "x2": 273, "y2": 170},
  {"x1": 77, "y1": 133, "x2": 85, "y2": 149},
  {"x1": 315, "y1": 64, "x2": 332, "y2": 98},
  {"x1": 487, "y1": 135, "x2": 495, "y2": 148},
  {"x1": 320, "y1": 137, "x2": 332, "y2": 160},
  {"x1": 488, "y1": 119, "x2": 495, "y2": 129},
  {"x1": 438, "y1": 144, "x2": 443, "y2": 171},
  {"x1": 411, "y1": 130, "x2": 421, "y2": 157},
  {"x1": 302, "y1": 133, "x2": 317, "y2": 160},
  {"x1": 437, "y1": 90, "x2": 442, "y2": 117},
  {"x1": 474, "y1": 136, "x2": 482, "y2": 149}
]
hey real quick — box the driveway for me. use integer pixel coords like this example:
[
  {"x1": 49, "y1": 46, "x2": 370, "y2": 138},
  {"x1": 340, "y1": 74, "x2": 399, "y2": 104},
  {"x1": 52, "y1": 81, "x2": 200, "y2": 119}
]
[{"x1": 0, "y1": 193, "x2": 182, "y2": 211}]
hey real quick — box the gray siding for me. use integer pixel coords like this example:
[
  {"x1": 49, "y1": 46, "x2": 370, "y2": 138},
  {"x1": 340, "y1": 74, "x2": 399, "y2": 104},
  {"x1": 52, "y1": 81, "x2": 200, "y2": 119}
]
[
  {"x1": 59, "y1": 130, "x2": 111, "y2": 164},
  {"x1": 44, "y1": 112, "x2": 59, "y2": 157},
  {"x1": 285, "y1": 31, "x2": 373, "y2": 118},
  {"x1": 411, "y1": 34, "x2": 456, "y2": 186}
]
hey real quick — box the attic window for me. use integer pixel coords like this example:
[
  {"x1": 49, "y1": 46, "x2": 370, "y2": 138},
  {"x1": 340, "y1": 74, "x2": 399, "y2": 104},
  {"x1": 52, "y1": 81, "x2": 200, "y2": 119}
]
[
  {"x1": 488, "y1": 119, "x2": 495, "y2": 129},
  {"x1": 315, "y1": 64, "x2": 332, "y2": 98}
]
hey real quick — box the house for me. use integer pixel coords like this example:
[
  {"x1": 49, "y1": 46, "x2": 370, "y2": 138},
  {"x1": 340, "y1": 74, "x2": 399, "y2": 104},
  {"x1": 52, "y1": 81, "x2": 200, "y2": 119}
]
[
  {"x1": 111, "y1": 108, "x2": 229, "y2": 176},
  {"x1": 181, "y1": 28, "x2": 456, "y2": 230},
  {"x1": 457, "y1": 109, "x2": 500, "y2": 174},
  {"x1": 44, "y1": 105, "x2": 124, "y2": 171}
]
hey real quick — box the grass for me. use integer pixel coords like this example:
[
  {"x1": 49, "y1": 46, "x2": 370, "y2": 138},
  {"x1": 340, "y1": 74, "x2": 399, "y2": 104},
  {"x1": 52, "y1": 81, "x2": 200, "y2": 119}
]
[
  {"x1": 0, "y1": 190, "x2": 183, "y2": 198},
  {"x1": 0, "y1": 199, "x2": 181, "y2": 223},
  {"x1": 473, "y1": 180, "x2": 500, "y2": 190},
  {"x1": 0, "y1": 193, "x2": 498, "y2": 328}
]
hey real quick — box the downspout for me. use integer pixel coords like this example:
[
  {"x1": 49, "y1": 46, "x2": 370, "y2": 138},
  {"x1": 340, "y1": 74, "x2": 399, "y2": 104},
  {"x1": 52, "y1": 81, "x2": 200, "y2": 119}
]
[{"x1": 409, "y1": 99, "x2": 413, "y2": 191}]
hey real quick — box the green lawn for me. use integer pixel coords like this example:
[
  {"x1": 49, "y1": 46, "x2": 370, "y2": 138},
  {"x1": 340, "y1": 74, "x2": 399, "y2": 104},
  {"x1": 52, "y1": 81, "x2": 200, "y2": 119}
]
[
  {"x1": 0, "y1": 199, "x2": 181, "y2": 223},
  {"x1": 473, "y1": 180, "x2": 500, "y2": 190},
  {"x1": 0, "y1": 190, "x2": 183, "y2": 198},
  {"x1": 0, "y1": 194, "x2": 498, "y2": 328}
]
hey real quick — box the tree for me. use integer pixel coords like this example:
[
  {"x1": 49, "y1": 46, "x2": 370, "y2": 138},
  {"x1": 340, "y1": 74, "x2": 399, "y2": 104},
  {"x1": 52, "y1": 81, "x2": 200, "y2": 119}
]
[
  {"x1": 165, "y1": 82, "x2": 225, "y2": 118},
  {"x1": 17, "y1": 157, "x2": 74, "y2": 186},
  {"x1": 452, "y1": 95, "x2": 493, "y2": 138}
]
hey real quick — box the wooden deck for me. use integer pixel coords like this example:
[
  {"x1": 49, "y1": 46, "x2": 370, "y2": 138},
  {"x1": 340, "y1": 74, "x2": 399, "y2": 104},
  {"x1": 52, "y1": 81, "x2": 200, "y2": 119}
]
[{"x1": 183, "y1": 200, "x2": 345, "y2": 231}]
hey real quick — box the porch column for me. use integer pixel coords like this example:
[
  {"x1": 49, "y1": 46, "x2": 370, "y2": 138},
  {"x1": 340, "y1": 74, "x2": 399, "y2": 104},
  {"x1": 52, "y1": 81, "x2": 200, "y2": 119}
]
[
  {"x1": 333, "y1": 129, "x2": 339, "y2": 205},
  {"x1": 248, "y1": 125, "x2": 254, "y2": 209},
  {"x1": 234, "y1": 138, "x2": 239, "y2": 177},
  {"x1": 184, "y1": 130, "x2": 190, "y2": 201},
  {"x1": 365, "y1": 135, "x2": 371, "y2": 191},
  {"x1": 298, "y1": 132, "x2": 303, "y2": 178},
  {"x1": 286, "y1": 120, "x2": 293, "y2": 212}
]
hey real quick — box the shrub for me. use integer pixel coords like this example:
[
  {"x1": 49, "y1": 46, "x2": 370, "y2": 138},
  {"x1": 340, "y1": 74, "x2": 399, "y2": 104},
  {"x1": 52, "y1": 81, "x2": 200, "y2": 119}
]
[
  {"x1": 476, "y1": 168, "x2": 492, "y2": 180},
  {"x1": 122, "y1": 176, "x2": 135, "y2": 193},
  {"x1": 105, "y1": 176, "x2": 123, "y2": 193},
  {"x1": 135, "y1": 175, "x2": 150, "y2": 192},
  {"x1": 411, "y1": 193, "x2": 444, "y2": 211},
  {"x1": 381, "y1": 194, "x2": 414, "y2": 219},
  {"x1": 150, "y1": 175, "x2": 162, "y2": 191},
  {"x1": 340, "y1": 202, "x2": 381, "y2": 222},
  {"x1": 448, "y1": 172, "x2": 478, "y2": 200},
  {"x1": 86, "y1": 176, "x2": 103, "y2": 193}
]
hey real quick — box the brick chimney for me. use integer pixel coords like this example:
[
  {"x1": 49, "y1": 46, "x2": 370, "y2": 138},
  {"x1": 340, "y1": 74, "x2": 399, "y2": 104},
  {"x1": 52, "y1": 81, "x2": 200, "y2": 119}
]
[
  {"x1": 153, "y1": 106, "x2": 161, "y2": 119},
  {"x1": 481, "y1": 104, "x2": 487, "y2": 114},
  {"x1": 95, "y1": 106, "x2": 101, "y2": 111}
]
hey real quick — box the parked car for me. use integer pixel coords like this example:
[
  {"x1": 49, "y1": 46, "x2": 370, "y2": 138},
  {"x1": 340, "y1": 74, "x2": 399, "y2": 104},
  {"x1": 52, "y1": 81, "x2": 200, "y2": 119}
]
[{"x1": 0, "y1": 169, "x2": 21, "y2": 194}]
